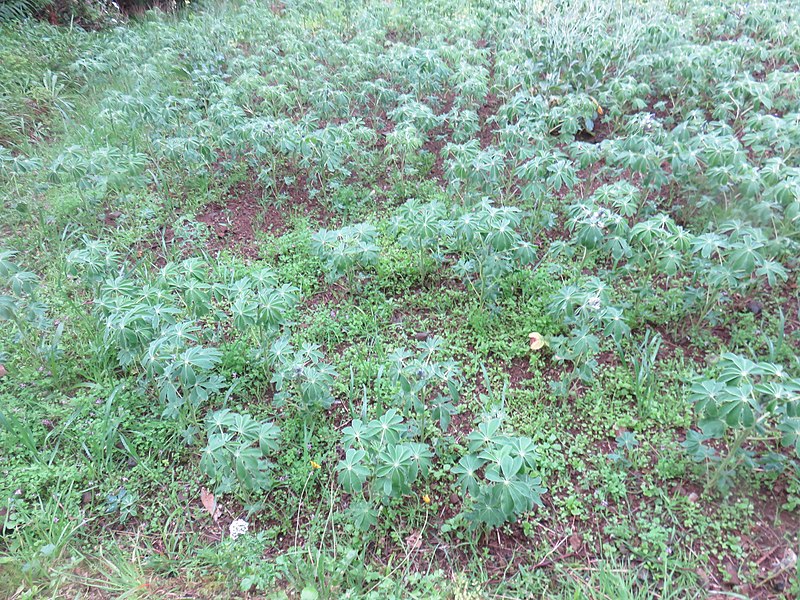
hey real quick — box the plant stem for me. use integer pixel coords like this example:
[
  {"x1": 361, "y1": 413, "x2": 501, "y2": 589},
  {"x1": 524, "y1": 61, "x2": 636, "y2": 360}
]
[{"x1": 705, "y1": 426, "x2": 750, "y2": 495}]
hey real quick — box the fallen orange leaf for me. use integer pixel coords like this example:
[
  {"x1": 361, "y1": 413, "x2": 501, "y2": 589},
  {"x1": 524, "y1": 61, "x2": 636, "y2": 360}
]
[{"x1": 200, "y1": 487, "x2": 221, "y2": 521}]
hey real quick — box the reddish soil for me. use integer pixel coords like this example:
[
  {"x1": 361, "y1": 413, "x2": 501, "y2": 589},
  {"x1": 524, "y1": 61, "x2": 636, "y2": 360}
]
[
  {"x1": 196, "y1": 168, "x2": 335, "y2": 259},
  {"x1": 419, "y1": 92, "x2": 456, "y2": 186},
  {"x1": 477, "y1": 92, "x2": 501, "y2": 149},
  {"x1": 506, "y1": 356, "x2": 532, "y2": 387}
]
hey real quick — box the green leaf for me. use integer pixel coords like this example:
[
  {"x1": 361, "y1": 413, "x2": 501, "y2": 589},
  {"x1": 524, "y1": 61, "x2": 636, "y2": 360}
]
[
  {"x1": 300, "y1": 587, "x2": 319, "y2": 600},
  {"x1": 337, "y1": 448, "x2": 369, "y2": 493},
  {"x1": 452, "y1": 454, "x2": 486, "y2": 496},
  {"x1": 348, "y1": 501, "x2": 379, "y2": 531}
]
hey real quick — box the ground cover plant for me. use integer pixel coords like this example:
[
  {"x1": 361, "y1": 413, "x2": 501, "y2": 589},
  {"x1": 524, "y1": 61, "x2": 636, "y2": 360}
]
[{"x1": 1, "y1": 0, "x2": 800, "y2": 597}]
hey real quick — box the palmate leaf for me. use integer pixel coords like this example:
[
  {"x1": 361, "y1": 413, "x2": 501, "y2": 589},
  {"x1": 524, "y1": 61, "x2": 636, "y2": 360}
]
[
  {"x1": 406, "y1": 442, "x2": 433, "y2": 479},
  {"x1": 657, "y1": 250, "x2": 684, "y2": 276},
  {"x1": 348, "y1": 501, "x2": 379, "y2": 532},
  {"x1": 522, "y1": 475, "x2": 547, "y2": 508},
  {"x1": 206, "y1": 409, "x2": 236, "y2": 433},
  {"x1": 466, "y1": 418, "x2": 503, "y2": 452},
  {"x1": 187, "y1": 374, "x2": 224, "y2": 407},
  {"x1": 234, "y1": 446, "x2": 261, "y2": 484},
  {"x1": 719, "y1": 353, "x2": 762, "y2": 385},
  {"x1": 165, "y1": 321, "x2": 202, "y2": 346},
  {"x1": 756, "y1": 260, "x2": 788, "y2": 287},
  {"x1": 0, "y1": 250, "x2": 19, "y2": 280},
  {"x1": 777, "y1": 417, "x2": 800, "y2": 456},
  {"x1": 547, "y1": 284, "x2": 582, "y2": 320},
  {"x1": 629, "y1": 220, "x2": 658, "y2": 246},
  {"x1": 199, "y1": 446, "x2": 225, "y2": 479},
  {"x1": 487, "y1": 221, "x2": 517, "y2": 252},
  {"x1": 258, "y1": 423, "x2": 281, "y2": 454},
  {"x1": 546, "y1": 159, "x2": 578, "y2": 191},
  {"x1": 408, "y1": 209, "x2": 443, "y2": 241},
  {"x1": 569, "y1": 327, "x2": 600, "y2": 357},
  {"x1": 453, "y1": 212, "x2": 479, "y2": 244},
  {"x1": 337, "y1": 448, "x2": 370, "y2": 493},
  {"x1": 467, "y1": 492, "x2": 507, "y2": 528},
  {"x1": 267, "y1": 337, "x2": 293, "y2": 372},
  {"x1": 368, "y1": 409, "x2": 404, "y2": 446},
  {"x1": 231, "y1": 413, "x2": 261, "y2": 440},
  {"x1": 201, "y1": 410, "x2": 280, "y2": 494},
  {"x1": 251, "y1": 267, "x2": 279, "y2": 289},
  {"x1": 149, "y1": 304, "x2": 181, "y2": 330},
  {"x1": 301, "y1": 366, "x2": 336, "y2": 404},
  {"x1": 602, "y1": 307, "x2": 630, "y2": 342},
  {"x1": 274, "y1": 283, "x2": 300, "y2": 307},
  {"x1": 507, "y1": 436, "x2": 539, "y2": 470},
  {"x1": 431, "y1": 394, "x2": 457, "y2": 431},
  {"x1": 726, "y1": 239, "x2": 764, "y2": 275},
  {"x1": 501, "y1": 477, "x2": 536, "y2": 514},
  {"x1": 514, "y1": 241, "x2": 537, "y2": 264},
  {"x1": 231, "y1": 294, "x2": 258, "y2": 329},
  {"x1": 681, "y1": 429, "x2": 718, "y2": 462},
  {"x1": 499, "y1": 454, "x2": 523, "y2": 481},
  {"x1": 256, "y1": 290, "x2": 289, "y2": 329},
  {"x1": 717, "y1": 385, "x2": 758, "y2": 428},
  {"x1": 341, "y1": 419, "x2": 371, "y2": 448},
  {"x1": 7, "y1": 271, "x2": 39, "y2": 296},
  {"x1": 0, "y1": 295, "x2": 18, "y2": 320},
  {"x1": 688, "y1": 379, "x2": 725, "y2": 418},
  {"x1": 310, "y1": 229, "x2": 339, "y2": 254},
  {"x1": 181, "y1": 279, "x2": 212, "y2": 315},
  {"x1": 697, "y1": 418, "x2": 728, "y2": 439},
  {"x1": 451, "y1": 454, "x2": 486, "y2": 496},
  {"x1": 452, "y1": 258, "x2": 475, "y2": 279},
  {"x1": 375, "y1": 444, "x2": 414, "y2": 497}
]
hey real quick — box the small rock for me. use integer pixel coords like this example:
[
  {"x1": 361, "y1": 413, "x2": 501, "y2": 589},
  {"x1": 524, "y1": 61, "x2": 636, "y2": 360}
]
[
  {"x1": 687, "y1": 492, "x2": 699, "y2": 503},
  {"x1": 127, "y1": 457, "x2": 138, "y2": 467},
  {"x1": 0, "y1": 364, "x2": 6, "y2": 377},
  {"x1": 81, "y1": 491, "x2": 93, "y2": 506},
  {"x1": 414, "y1": 332, "x2": 430, "y2": 341},
  {"x1": 745, "y1": 300, "x2": 763, "y2": 315},
  {"x1": 449, "y1": 493, "x2": 460, "y2": 505},
  {"x1": 778, "y1": 548, "x2": 797, "y2": 570},
  {"x1": 724, "y1": 561, "x2": 741, "y2": 585}
]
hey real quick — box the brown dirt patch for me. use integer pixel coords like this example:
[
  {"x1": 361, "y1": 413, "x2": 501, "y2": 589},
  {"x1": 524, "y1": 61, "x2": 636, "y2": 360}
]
[
  {"x1": 196, "y1": 169, "x2": 335, "y2": 259},
  {"x1": 477, "y1": 92, "x2": 501, "y2": 149}
]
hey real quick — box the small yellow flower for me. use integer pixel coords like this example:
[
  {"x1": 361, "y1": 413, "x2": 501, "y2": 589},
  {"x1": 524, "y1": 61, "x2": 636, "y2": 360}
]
[
  {"x1": 528, "y1": 332, "x2": 545, "y2": 351},
  {"x1": 310, "y1": 460, "x2": 321, "y2": 470},
  {"x1": 422, "y1": 494, "x2": 431, "y2": 504}
]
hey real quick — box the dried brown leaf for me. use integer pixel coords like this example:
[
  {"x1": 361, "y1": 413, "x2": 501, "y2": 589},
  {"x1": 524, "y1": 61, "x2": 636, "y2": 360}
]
[
  {"x1": 528, "y1": 332, "x2": 545, "y2": 351},
  {"x1": 200, "y1": 487, "x2": 221, "y2": 521},
  {"x1": 405, "y1": 531, "x2": 423, "y2": 552}
]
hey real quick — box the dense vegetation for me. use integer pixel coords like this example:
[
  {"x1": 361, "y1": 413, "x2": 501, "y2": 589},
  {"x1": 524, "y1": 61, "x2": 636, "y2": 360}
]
[{"x1": 1, "y1": 0, "x2": 799, "y2": 597}]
